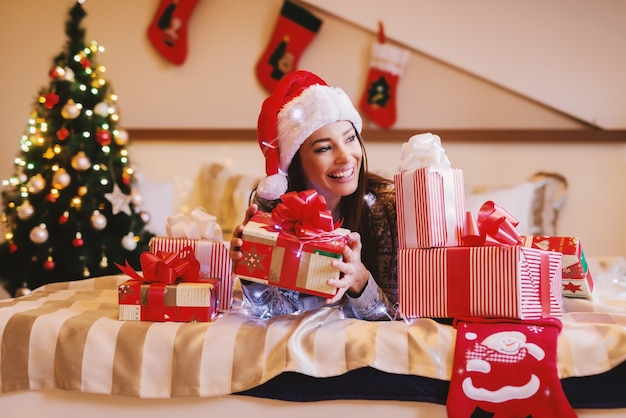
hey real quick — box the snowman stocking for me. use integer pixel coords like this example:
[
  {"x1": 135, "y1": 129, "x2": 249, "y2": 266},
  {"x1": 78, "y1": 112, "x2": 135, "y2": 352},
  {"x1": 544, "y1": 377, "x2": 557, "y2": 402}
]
[
  {"x1": 255, "y1": 0, "x2": 322, "y2": 92},
  {"x1": 358, "y1": 22, "x2": 410, "y2": 129},
  {"x1": 447, "y1": 317, "x2": 576, "y2": 418},
  {"x1": 147, "y1": 0, "x2": 200, "y2": 65}
]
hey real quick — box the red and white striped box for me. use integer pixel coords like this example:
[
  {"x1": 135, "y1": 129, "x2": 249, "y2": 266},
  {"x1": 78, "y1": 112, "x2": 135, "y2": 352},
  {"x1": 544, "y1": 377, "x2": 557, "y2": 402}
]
[
  {"x1": 398, "y1": 245, "x2": 563, "y2": 319},
  {"x1": 149, "y1": 237, "x2": 233, "y2": 311},
  {"x1": 394, "y1": 166, "x2": 465, "y2": 249}
]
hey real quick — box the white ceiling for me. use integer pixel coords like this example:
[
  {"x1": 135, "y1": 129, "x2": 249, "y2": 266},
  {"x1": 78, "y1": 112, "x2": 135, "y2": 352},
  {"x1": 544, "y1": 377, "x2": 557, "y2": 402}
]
[{"x1": 302, "y1": 0, "x2": 626, "y2": 129}]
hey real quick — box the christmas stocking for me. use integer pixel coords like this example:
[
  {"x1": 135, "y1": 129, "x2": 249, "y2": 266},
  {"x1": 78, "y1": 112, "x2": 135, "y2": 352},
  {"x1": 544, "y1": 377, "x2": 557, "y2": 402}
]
[
  {"x1": 147, "y1": 0, "x2": 200, "y2": 65},
  {"x1": 359, "y1": 23, "x2": 410, "y2": 129},
  {"x1": 447, "y1": 317, "x2": 576, "y2": 418},
  {"x1": 255, "y1": 0, "x2": 322, "y2": 92}
]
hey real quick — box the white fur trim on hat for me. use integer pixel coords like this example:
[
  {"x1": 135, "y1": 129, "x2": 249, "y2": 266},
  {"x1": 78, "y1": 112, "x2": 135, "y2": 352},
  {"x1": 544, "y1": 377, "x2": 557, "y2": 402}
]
[
  {"x1": 276, "y1": 84, "x2": 362, "y2": 175},
  {"x1": 256, "y1": 172, "x2": 289, "y2": 201}
]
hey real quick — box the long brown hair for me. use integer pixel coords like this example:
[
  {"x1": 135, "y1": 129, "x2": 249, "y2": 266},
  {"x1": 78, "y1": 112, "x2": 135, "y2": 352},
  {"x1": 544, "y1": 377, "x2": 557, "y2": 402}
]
[{"x1": 286, "y1": 128, "x2": 391, "y2": 234}]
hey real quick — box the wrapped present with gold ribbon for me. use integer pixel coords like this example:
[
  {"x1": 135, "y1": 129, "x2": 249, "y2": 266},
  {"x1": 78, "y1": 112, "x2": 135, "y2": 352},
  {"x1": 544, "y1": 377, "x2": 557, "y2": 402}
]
[
  {"x1": 116, "y1": 247, "x2": 220, "y2": 322},
  {"x1": 234, "y1": 190, "x2": 349, "y2": 299}
]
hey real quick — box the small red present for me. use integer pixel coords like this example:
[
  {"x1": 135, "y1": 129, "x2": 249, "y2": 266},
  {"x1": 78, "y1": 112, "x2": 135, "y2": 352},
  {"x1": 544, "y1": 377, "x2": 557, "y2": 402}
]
[
  {"x1": 522, "y1": 236, "x2": 593, "y2": 297},
  {"x1": 398, "y1": 245, "x2": 563, "y2": 320},
  {"x1": 116, "y1": 248, "x2": 220, "y2": 322},
  {"x1": 234, "y1": 190, "x2": 349, "y2": 299}
]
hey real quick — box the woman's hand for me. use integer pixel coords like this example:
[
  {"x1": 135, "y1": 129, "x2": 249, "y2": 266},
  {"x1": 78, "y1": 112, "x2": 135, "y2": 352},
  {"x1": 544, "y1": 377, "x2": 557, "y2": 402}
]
[
  {"x1": 325, "y1": 231, "x2": 370, "y2": 304},
  {"x1": 229, "y1": 204, "x2": 258, "y2": 262}
]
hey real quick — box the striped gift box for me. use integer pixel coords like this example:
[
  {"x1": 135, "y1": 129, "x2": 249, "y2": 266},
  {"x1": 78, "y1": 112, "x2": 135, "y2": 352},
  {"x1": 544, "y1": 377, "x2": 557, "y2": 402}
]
[
  {"x1": 394, "y1": 166, "x2": 465, "y2": 249},
  {"x1": 398, "y1": 245, "x2": 563, "y2": 319},
  {"x1": 149, "y1": 237, "x2": 233, "y2": 311}
]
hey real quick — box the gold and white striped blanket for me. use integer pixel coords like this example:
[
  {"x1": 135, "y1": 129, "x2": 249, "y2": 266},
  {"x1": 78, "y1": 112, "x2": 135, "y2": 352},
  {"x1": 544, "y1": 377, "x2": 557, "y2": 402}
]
[{"x1": 1, "y1": 275, "x2": 626, "y2": 399}]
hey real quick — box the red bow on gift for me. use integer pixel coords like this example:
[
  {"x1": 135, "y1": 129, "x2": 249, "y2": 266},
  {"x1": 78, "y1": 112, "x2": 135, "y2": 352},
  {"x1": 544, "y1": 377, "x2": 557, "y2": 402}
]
[
  {"x1": 115, "y1": 246, "x2": 201, "y2": 285},
  {"x1": 463, "y1": 200, "x2": 522, "y2": 247},
  {"x1": 271, "y1": 190, "x2": 342, "y2": 238}
]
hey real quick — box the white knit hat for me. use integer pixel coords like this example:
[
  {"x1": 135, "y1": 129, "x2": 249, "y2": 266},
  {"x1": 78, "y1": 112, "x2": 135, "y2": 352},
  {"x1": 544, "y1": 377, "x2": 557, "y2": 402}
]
[{"x1": 256, "y1": 70, "x2": 362, "y2": 200}]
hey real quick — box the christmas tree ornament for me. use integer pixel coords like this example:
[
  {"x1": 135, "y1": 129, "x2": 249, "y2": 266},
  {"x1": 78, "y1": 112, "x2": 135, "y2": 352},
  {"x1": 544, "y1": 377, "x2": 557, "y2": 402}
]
[
  {"x1": 29, "y1": 224, "x2": 49, "y2": 244},
  {"x1": 83, "y1": 267, "x2": 90, "y2": 278},
  {"x1": 99, "y1": 254, "x2": 108, "y2": 269},
  {"x1": 90, "y1": 210, "x2": 107, "y2": 230},
  {"x1": 49, "y1": 66, "x2": 65, "y2": 79},
  {"x1": 94, "y1": 101, "x2": 110, "y2": 117},
  {"x1": 113, "y1": 129, "x2": 129, "y2": 145},
  {"x1": 43, "y1": 147, "x2": 56, "y2": 159},
  {"x1": 71, "y1": 151, "x2": 91, "y2": 171},
  {"x1": 139, "y1": 211, "x2": 151, "y2": 224},
  {"x1": 78, "y1": 185, "x2": 88, "y2": 196},
  {"x1": 56, "y1": 126, "x2": 70, "y2": 141},
  {"x1": 61, "y1": 99, "x2": 81, "y2": 119},
  {"x1": 27, "y1": 173, "x2": 46, "y2": 193},
  {"x1": 17, "y1": 200, "x2": 35, "y2": 220},
  {"x1": 105, "y1": 183, "x2": 133, "y2": 215},
  {"x1": 95, "y1": 128, "x2": 111, "y2": 145},
  {"x1": 8, "y1": 243, "x2": 18, "y2": 254},
  {"x1": 73, "y1": 232, "x2": 84, "y2": 247},
  {"x1": 59, "y1": 211, "x2": 70, "y2": 224},
  {"x1": 42, "y1": 92, "x2": 60, "y2": 109},
  {"x1": 147, "y1": 0, "x2": 200, "y2": 65},
  {"x1": 43, "y1": 256, "x2": 55, "y2": 271},
  {"x1": 359, "y1": 22, "x2": 410, "y2": 129},
  {"x1": 255, "y1": 0, "x2": 322, "y2": 92},
  {"x1": 121, "y1": 232, "x2": 138, "y2": 251},
  {"x1": 62, "y1": 66, "x2": 75, "y2": 81},
  {"x1": 52, "y1": 168, "x2": 71, "y2": 189},
  {"x1": 47, "y1": 189, "x2": 59, "y2": 203},
  {"x1": 14, "y1": 284, "x2": 32, "y2": 297}
]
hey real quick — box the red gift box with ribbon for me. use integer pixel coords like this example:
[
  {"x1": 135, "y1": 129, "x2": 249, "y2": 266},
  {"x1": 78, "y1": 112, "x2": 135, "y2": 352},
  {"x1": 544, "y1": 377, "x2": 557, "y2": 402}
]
[
  {"x1": 398, "y1": 201, "x2": 563, "y2": 319},
  {"x1": 521, "y1": 235, "x2": 593, "y2": 297},
  {"x1": 116, "y1": 247, "x2": 220, "y2": 322},
  {"x1": 149, "y1": 207, "x2": 233, "y2": 311},
  {"x1": 234, "y1": 190, "x2": 349, "y2": 298}
]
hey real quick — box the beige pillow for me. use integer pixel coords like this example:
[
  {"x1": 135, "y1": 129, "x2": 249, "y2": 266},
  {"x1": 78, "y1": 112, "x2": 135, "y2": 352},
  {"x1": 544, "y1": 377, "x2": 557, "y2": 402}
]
[{"x1": 465, "y1": 172, "x2": 567, "y2": 236}]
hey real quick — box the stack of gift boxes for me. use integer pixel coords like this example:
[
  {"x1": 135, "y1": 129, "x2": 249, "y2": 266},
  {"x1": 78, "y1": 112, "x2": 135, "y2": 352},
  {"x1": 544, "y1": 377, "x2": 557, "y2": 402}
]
[
  {"x1": 394, "y1": 133, "x2": 593, "y2": 320},
  {"x1": 117, "y1": 207, "x2": 233, "y2": 322}
]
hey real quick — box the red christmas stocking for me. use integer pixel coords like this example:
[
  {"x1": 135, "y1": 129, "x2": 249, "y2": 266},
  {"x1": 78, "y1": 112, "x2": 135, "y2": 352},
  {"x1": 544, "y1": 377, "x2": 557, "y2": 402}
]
[
  {"x1": 255, "y1": 0, "x2": 322, "y2": 92},
  {"x1": 447, "y1": 317, "x2": 576, "y2": 418},
  {"x1": 147, "y1": 0, "x2": 200, "y2": 65},
  {"x1": 359, "y1": 23, "x2": 410, "y2": 129}
]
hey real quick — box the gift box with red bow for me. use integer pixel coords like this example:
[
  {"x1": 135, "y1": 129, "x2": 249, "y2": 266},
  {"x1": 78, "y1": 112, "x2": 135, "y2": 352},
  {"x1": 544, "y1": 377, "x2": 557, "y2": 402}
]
[
  {"x1": 521, "y1": 236, "x2": 593, "y2": 297},
  {"x1": 398, "y1": 201, "x2": 563, "y2": 319},
  {"x1": 116, "y1": 247, "x2": 220, "y2": 322},
  {"x1": 234, "y1": 190, "x2": 349, "y2": 298},
  {"x1": 394, "y1": 133, "x2": 465, "y2": 249},
  {"x1": 149, "y1": 207, "x2": 233, "y2": 310}
]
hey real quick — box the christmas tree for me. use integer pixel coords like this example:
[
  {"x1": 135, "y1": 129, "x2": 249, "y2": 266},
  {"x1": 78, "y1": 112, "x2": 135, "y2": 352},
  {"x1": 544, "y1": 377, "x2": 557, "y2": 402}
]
[{"x1": 0, "y1": 1, "x2": 154, "y2": 297}]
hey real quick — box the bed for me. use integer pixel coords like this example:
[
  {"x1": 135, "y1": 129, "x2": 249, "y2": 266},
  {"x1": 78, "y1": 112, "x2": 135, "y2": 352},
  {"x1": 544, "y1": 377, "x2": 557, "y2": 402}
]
[
  {"x1": 1, "y1": 254, "x2": 626, "y2": 417},
  {"x1": 2, "y1": 165, "x2": 626, "y2": 417}
]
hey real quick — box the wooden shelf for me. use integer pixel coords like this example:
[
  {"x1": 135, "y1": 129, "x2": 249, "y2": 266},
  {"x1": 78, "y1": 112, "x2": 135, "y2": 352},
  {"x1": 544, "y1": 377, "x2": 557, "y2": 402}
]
[{"x1": 126, "y1": 128, "x2": 626, "y2": 143}]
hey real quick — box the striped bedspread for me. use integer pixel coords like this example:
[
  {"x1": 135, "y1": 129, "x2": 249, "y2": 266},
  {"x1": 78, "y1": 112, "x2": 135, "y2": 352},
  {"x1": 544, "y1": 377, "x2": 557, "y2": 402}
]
[{"x1": 1, "y1": 274, "x2": 626, "y2": 399}]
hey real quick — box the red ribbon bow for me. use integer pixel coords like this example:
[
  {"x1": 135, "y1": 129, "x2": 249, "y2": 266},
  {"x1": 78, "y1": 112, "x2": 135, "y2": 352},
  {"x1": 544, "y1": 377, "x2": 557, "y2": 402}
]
[
  {"x1": 462, "y1": 200, "x2": 522, "y2": 247},
  {"x1": 271, "y1": 190, "x2": 342, "y2": 238},
  {"x1": 115, "y1": 246, "x2": 201, "y2": 285}
]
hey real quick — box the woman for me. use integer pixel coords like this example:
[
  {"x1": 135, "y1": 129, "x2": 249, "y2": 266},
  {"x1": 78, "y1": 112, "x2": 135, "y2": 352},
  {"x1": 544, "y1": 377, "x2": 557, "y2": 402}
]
[{"x1": 230, "y1": 70, "x2": 398, "y2": 320}]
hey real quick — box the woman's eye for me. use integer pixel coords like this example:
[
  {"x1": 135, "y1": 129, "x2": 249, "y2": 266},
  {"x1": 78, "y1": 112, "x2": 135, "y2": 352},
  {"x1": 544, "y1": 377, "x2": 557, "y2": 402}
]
[
  {"x1": 314, "y1": 145, "x2": 331, "y2": 153},
  {"x1": 346, "y1": 135, "x2": 356, "y2": 143}
]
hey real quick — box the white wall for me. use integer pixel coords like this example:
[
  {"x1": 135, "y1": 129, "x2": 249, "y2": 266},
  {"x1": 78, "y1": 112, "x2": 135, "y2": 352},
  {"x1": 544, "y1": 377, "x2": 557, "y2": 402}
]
[{"x1": 1, "y1": 0, "x2": 624, "y2": 257}]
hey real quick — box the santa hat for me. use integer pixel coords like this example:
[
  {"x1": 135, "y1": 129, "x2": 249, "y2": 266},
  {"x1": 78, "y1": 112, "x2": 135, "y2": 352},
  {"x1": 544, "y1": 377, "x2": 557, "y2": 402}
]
[{"x1": 256, "y1": 70, "x2": 363, "y2": 200}]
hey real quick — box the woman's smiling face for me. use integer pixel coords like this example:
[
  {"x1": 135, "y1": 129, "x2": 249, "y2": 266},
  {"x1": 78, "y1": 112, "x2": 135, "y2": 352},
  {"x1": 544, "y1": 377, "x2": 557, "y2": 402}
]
[{"x1": 298, "y1": 120, "x2": 362, "y2": 213}]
